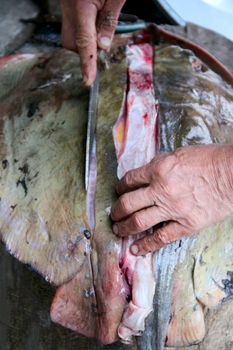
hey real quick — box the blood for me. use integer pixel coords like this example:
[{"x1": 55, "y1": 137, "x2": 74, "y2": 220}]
[
  {"x1": 113, "y1": 41, "x2": 158, "y2": 343},
  {"x1": 119, "y1": 258, "x2": 124, "y2": 269},
  {"x1": 142, "y1": 44, "x2": 153, "y2": 64},
  {"x1": 129, "y1": 71, "x2": 152, "y2": 91},
  {"x1": 143, "y1": 113, "x2": 150, "y2": 126}
]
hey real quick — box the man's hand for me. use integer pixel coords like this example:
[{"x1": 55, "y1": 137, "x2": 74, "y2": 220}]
[
  {"x1": 61, "y1": 0, "x2": 126, "y2": 85},
  {"x1": 111, "y1": 145, "x2": 233, "y2": 255}
]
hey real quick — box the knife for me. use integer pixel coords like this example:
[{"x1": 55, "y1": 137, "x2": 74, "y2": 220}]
[
  {"x1": 85, "y1": 18, "x2": 146, "y2": 191},
  {"x1": 85, "y1": 69, "x2": 100, "y2": 191}
]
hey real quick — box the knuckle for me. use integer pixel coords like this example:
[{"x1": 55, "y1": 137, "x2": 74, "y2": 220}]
[
  {"x1": 156, "y1": 229, "x2": 170, "y2": 246},
  {"x1": 75, "y1": 32, "x2": 96, "y2": 50},
  {"x1": 119, "y1": 194, "x2": 131, "y2": 213},
  {"x1": 83, "y1": 0, "x2": 104, "y2": 10},
  {"x1": 174, "y1": 146, "x2": 186, "y2": 160},
  {"x1": 124, "y1": 171, "x2": 133, "y2": 186},
  {"x1": 98, "y1": 9, "x2": 119, "y2": 31},
  {"x1": 132, "y1": 213, "x2": 145, "y2": 231},
  {"x1": 99, "y1": 18, "x2": 118, "y2": 31},
  {"x1": 156, "y1": 154, "x2": 177, "y2": 177},
  {"x1": 91, "y1": 0, "x2": 105, "y2": 9}
]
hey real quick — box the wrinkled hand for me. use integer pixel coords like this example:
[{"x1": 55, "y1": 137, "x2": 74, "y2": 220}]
[
  {"x1": 61, "y1": 0, "x2": 126, "y2": 85},
  {"x1": 111, "y1": 145, "x2": 233, "y2": 255}
]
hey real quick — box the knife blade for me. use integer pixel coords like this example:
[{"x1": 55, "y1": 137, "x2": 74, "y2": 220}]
[{"x1": 85, "y1": 69, "x2": 100, "y2": 191}]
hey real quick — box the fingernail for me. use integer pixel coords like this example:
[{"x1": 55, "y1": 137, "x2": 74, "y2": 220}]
[
  {"x1": 83, "y1": 75, "x2": 92, "y2": 86},
  {"x1": 131, "y1": 245, "x2": 139, "y2": 255},
  {"x1": 99, "y1": 36, "x2": 111, "y2": 49},
  {"x1": 112, "y1": 224, "x2": 118, "y2": 235}
]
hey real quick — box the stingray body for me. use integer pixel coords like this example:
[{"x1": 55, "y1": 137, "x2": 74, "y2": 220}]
[
  {"x1": 139, "y1": 38, "x2": 233, "y2": 350},
  {"x1": 0, "y1": 27, "x2": 233, "y2": 348}
]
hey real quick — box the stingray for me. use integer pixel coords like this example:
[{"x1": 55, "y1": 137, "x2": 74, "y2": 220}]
[{"x1": 0, "y1": 26, "x2": 233, "y2": 348}]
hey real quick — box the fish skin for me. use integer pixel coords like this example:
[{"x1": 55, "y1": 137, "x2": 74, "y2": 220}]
[
  {"x1": 137, "y1": 43, "x2": 233, "y2": 350},
  {"x1": 0, "y1": 38, "x2": 139, "y2": 344},
  {"x1": 50, "y1": 258, "x2": 98, "y2": 338},
  {"x1": 1, "y1": 30, "x2": 233, "y2": 348},
  {"x1": 51, "y1": 45, "x2": 129, "y2": 344},
  {"x1": 0, "y1": 50, "x2": 90, "y2": 285},
  {"x1": 89, "y1": 51, "x2": 129, "y2": 343},
  {"x1": 51, "y1": 40, "x2": 158, "y2": 344}
]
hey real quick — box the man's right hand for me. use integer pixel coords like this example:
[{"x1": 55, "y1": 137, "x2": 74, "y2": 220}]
[
  {"x1": 61, "y1": 0, "x2": 126, "y2": 86},
  {"x1": 111, "y1": 144, "x2": 233, "y2": 256}
]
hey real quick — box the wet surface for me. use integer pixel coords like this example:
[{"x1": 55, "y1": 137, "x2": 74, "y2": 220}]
[{"x1": 0, "y1": 2, "x2": 233, "y2": 349}]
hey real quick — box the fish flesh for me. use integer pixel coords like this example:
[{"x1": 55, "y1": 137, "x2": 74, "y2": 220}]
[{"x1": 1, "y1": 26, "x2": 233, "y2": 348}]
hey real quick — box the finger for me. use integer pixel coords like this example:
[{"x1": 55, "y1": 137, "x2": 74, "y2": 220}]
[
  {"x1": 75, "y1": 1, "x2": 99, "y2": 85},
  {"x1": 97, "y1": 0, "x2": 126, "y2": 50},
  {"x1": 116, "y1": 153, "x2": 168, "y2": 195},
  {"x1": 61, "y1": 0, "x2": 77, "y2": 51},
  {"x1": 112, "y1": 206, "x2": 167, "y2": 237},
  {"x1": 130, "y1": 222, "x2": 188, "y2": 256},
  {"x1": 111, "y1": 187, "x2": 155, "y2": 221},
  {"x1": 117, "y1": 164, "x2": 151, "y2": 195}
]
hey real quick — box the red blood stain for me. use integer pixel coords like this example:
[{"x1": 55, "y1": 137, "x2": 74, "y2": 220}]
[
  {"x1": 143, "y1": 112, "x2": 150, "y2": 126},
  {"x1": 143, "y1": 45, "x2": 153, "y2": 64},
  {"x1": 129, "y1": 71, "x2": 152, "y2": 90},
  {"x1": 119, "y1": 258, "x2": 124, "y2": 269}
]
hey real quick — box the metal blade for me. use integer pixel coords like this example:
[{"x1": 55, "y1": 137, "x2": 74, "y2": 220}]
[{"x1": 85, "y1": 70, "x2": 100, "y2": 191}]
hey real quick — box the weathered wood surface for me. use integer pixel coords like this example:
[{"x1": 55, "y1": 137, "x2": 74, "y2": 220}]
[{"x1": 0, "y1": 22, "x2": 233, "y2": 350}]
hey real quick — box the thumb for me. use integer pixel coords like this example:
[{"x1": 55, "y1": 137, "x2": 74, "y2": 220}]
[
  {"x1": 97, "y1": 0, "x2": 126, "y2": 50},
  {"x1": 130, "y1": 222, "x2": 188, "y2": 256}
]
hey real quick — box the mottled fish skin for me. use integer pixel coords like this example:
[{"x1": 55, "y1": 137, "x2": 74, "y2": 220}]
[
  {"x1": 90, "y1": 45, "x2": 129, "y2": 343},
  {"x1": 138, "y1": 44, "x2": 233, "y2": 350},
  {"x1": 1, "y1": 32, "x2": 233, "y2": 348},
  {"x1": 0, "y1": 50, "x2": 90, "y2": 285},
  {"x1": 51, "y1": 40, "x2": 158, "y2": 344},
  {"x1": 51, "y1": 44, "x2": 129, "y2": 344}
]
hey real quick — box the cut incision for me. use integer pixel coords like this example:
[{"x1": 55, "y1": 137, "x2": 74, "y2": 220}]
[
  {"x1": 114, "y1": 42, "x2": 159, "y2": 343},
  {"x1": 114, "y1": 43, "x2": 159, "y2": 179},
  {"x1": 51, "y1": 41, "x2": 159, "y2": 344}
]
